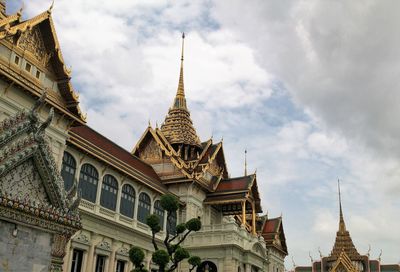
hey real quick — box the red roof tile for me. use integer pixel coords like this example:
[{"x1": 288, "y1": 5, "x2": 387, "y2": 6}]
[
  {"x1": 263, "y1": 217, "x2": 280, "y2": 233},
  {"x1": 69, "y1": 125, "x2": 165, "y2": 189},
  {"x1": 214, "y1": 175, "x2": 253, "y2": 193}
]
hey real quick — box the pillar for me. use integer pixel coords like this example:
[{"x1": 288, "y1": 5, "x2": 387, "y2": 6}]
[
  {"x1": 251, "y1": 201, "x2": 256, "y2": 235},
  {"x1": 241, "y1": 200, "x2": 246, "y2": 227}
]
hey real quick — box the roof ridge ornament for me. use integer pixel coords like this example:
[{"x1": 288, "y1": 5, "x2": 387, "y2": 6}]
[
  {"x1": 244, "y1": 149, "x2": 247, "y2": 176},
  {"x1": 48, "y1": 0, "x2": 55, "y2": 14}
]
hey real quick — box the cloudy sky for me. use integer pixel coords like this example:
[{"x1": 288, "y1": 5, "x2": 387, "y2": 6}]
[{"x1": 8, "y1": 0, "x2": 400, "y2": 266}]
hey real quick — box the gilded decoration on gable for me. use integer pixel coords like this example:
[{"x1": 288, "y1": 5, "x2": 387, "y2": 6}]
[
  {"x1": 17, "y1": 26, "x2": 52, "y2": 66},
  {"x1": 208, "y1": 158, "x2": 223, "y2": 176},
  {"x1": 141, "y1": 139, "x2": 162, "y2": 162}
]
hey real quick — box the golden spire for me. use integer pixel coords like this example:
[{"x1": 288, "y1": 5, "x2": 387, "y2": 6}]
[
  {"x1": 244, "y1": 149, "x2": 248, "y2": 176},
  {"x1": 328, "y1": 179, "x2": 361, "y2": 260},
  {"x1": 338, "y1": 179, "x2": 346, "y2": 233},
  {"x1": 173, "y1": 32, "x2": 187, "y2": 109},
  {"x1": 160, "y1": 33, "x2": 201, "y2": 148}
]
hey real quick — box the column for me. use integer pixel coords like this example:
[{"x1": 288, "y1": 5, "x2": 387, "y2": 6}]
[
  {"x1": 85, "y1": 234, "x2": 98, "y2": 272},
  {"x1": 251, "y1": 201, "x2": 256, "y2": 235},
  {"x1": 62, "y1": 241, "x2": 72, "y2": 272},
  {"x1": 108, "y1": 244, "x2": 116, "y2": 272},
  {"x1": 241, "y1": 200, "x2": 246, "y2": 227}
]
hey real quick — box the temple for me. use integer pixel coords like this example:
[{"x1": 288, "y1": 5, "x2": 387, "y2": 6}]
[
  {"x1": 0, "y1": 2, "x2": 287, "y2": 272},
  {"x1": 294, "y1": 182, "x2": 399, "y2": 272}
]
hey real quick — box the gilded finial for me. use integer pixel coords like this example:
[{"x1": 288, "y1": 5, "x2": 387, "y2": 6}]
[
  {"x1": 181, "y1": 32, "x2": 185, "y2": 61},
  {"x1": 172, "y1": 32, "x2": 186, "y2": 109},
  {"x1": 18, "y1": 2, "x2": 25, "y2": 16},
  {"x1": 309, "y1": 252, "x2": 314, "y2": 263},
  {"x1": 244, "y1": 149, "x2": 247, "y2": 176},
  {"x1": 338, "y1": 179, "x2": 346, "y2": 233},
  {"x1": 156, "y1": 121, "x2": 159, "y2": 129},
  {"x1": 48, "y1": 0, "x2": 55, "y2": 13},
  {"x1": 366, "y1": 244, "x2": 371, "y2": 257},
  {"x1": 378, "y1": 249, "x2": 382, "y2": 261},
  {"x1": 291, "y1": 257, "x2": 296, "y2": 269},
  {"x1": 318, "y1": 247, "x2": 323, "y2": 258},
  {"x1": 148, "y1": 119, "x2": 151, "y2": 127}
]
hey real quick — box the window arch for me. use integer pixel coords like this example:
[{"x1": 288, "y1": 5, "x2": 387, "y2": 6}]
[
  {"x1": 78, "y1": 164, "x2": 99, "y2": 203},
  {"x1": 61, "y1": 152, "x2": 76, "y2": 191},
  {"x1": 167, "y1": 210, "x2": 177, "y2": 235},
  {"x1": 100, "y1": 174, "x2": 118, "y2": 210},
  {"x1": 120, "y1": 184, "x2": 135, "y2": 218},
  {"x1": 138, "y1": 192, "x2": 151, "y2": 223},
  {"x1": 154, "y1": 200, "x2": 165, "y2": 230}
]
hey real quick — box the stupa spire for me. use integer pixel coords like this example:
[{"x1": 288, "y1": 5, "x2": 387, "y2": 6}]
[
  {"x1": 328, "y1": 180, "x2": 361, "y2": 260},
  {"x1": 160, "y1": 33, "x2": 201, "y2": 148},
  {"x1": 338, "y1": 179, "x2": 346, "y2": 233},
  {"x1": 173, "y1": 32, "x2": 187, "y2": 110}
]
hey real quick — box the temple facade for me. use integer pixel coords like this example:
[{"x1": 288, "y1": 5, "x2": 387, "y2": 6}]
[
  {"x1": 294, "y1": 184, "x2": 399, "y2": 272},
  {"x1": 0, "y1": 1, "x2": 287, "y2": 272}
]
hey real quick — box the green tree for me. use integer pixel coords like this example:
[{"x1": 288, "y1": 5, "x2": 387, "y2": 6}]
[
  {"x1": 129, "y1": 247, "x2": 148, "y2": 272},
  {"x1": 146, "y1": 194, "x2": 202, "y2": 272}
]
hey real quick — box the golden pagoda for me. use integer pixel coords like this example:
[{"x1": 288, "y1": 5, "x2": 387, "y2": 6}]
[
  {"x1": 160, "y1": 33, "x2": 202, "y2": 158},
  {"x1": 294, "y1": 181, "x2": 399, "y2": 272},
  {"x1": 327, "y1": 182, "x2": 361, "y2": 261}
]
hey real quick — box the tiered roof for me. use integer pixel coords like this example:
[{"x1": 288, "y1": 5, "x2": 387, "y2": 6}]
[
  {"x1": 327, "y1": 182, "x2": 361, "y2": 261},
  {"x1": 0, "y1": 3, "x2": 85, "y2": 123},
  {"x1": 259, "y1": 216, "x2": 288, "y2": 255},
  {"x1": 160, "y1": 33, "x2": 201, "y2": 147}
]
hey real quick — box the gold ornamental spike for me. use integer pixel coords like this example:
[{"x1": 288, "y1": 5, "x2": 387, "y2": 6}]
[
  {"x1": 244, "y1": 149, "x2": 247, "y2": 176},
  {"x1": 338, "y1": 179, "x2": 346, "y2": 233},
  {"x1": 173, "y1": 32, "x2": 186, "y2": 109}
]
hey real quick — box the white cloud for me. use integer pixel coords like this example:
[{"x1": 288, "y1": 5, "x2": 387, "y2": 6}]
[{"x1": 11, "y1": 0, "x2": 400, "y2": 266}]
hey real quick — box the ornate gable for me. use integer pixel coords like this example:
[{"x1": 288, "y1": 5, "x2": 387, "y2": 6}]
[
  {"x1": 0, "y1": 92, "x2": 81, "y2": 222},
  {"x1": 17, "y1": 25, "x2": 52, "y2": 68},
  {"x1": 0, "y1": 7, "x2": 85, "y2": 123},
  {"x1": 1, "y1": 158, "x2": 49, "y2": 204},
  {"x1": 330, "y1": 251, "x2": 358, "y2": 272}
]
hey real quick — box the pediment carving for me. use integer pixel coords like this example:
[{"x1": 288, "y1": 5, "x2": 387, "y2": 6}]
[
  {"x1": 17, "y1": 25, "x2": 52, "y2": 66},
  {"x1": 140, "y1": 138, "x2": 162, "y2": 162}
]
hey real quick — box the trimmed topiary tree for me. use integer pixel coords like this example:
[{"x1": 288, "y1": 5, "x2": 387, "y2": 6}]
[
  {"x1": 146, "y1": 194, "x2": 202, "y2": 272},
  {"x1": 129, "y1": 246, "x2": 148, "y2": 272}
]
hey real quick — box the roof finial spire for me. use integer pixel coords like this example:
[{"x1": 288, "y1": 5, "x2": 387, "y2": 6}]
[
  {"x1": 172, "y1": 32, "x2": 187, "y2": 110},
  {"x1": 244, "y1": 149, "x2": 248, "y2": 176},
  {"x1": 48, "y1": 0, "x2": 55, "y2": 13},
  {"x1": 338, "y1": 179, "x2": 346, "y2": 233}
]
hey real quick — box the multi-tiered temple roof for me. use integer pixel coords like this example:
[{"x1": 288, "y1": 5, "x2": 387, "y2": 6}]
[
  {"x1": 160, "y1": 33, "x2": 201, "y2": 148},
  {"x1": 327, "y1": 183, "x2": 361, "y2": 261}
]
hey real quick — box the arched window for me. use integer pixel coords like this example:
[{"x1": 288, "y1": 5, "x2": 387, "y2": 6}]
[
  {"x1": 138, "y1": 192, "x2": 151, "y2": 223},
  {"x1": 61, "y1": 152, "x2": 76, "y2": 191},
  {"x1": 100, "y1": 175, "x2": 118, "y2": 211},
  {"x1": 154, "y1": 200, "x2": 164, "y2": 230},
  {"x1": 167, "y1": 210, "x2": 177, "y2": 235},
  {"x1": 120, "y1": 184, "x2": 135, "y2": 218},
  {"x1": 78, "y1": 164, "x2": 99, "y2": 203},
  {"x1": 197, "y1": 261, "x2": 217, "y2": 272}
]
